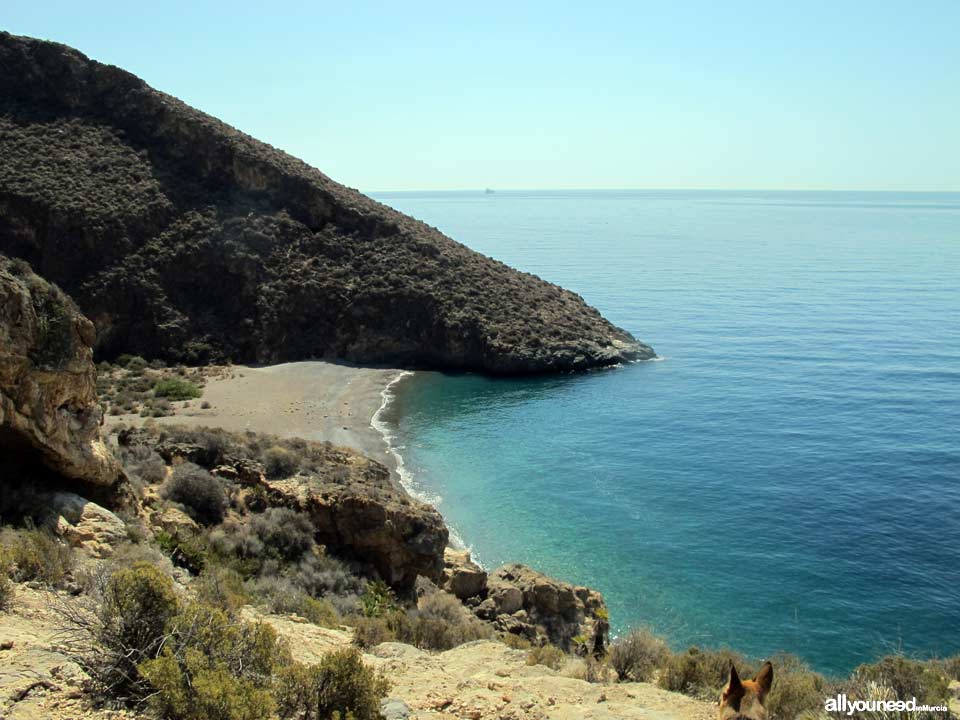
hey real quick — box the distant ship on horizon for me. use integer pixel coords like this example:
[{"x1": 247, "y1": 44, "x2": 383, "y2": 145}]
[{"x1": 484, "y1": 188, "x2": 495, "y2": 194}]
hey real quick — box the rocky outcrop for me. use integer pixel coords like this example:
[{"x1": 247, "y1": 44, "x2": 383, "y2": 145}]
[
  {"x1": 265, "y1": 469, "x2": 448, "y2": 591},
  {"x1": 0, "y1": 256, "x2": 123, "y2": 493},
  {"x1": 0, "y1": 32, "x2": 654, "y2": 374},
  {"x1": 467, "y1": 563, "x2": 608, "y2": 651}
]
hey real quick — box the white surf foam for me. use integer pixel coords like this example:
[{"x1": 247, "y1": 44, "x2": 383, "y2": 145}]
[{"x1": 370, "y1": 370, "x2": 471, "y2": 553}]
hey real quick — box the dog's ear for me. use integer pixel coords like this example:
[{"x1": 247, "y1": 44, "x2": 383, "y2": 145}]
[
  {"x1": 727, "y1": 664, "x2": 743, "y2": 693},
  {"x1": 754, "y1": 661, "x2": 773, "y2": 698}
]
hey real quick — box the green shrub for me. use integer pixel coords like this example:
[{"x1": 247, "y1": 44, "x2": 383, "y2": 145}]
[
  {"x1": 155, "y1": 530, "x2": 209, "y2": 573},
  {"x1": 360, "y1": 580, "x2": 398, "y2": 618},
  {"x1": 1, "y1": 524, "x2": 75, "y2": 587},
  {"x1": 609, "y1": 627, "x2": 671, "y2": 682},
  {"x1": 765, "y1": 653, "x2": 828, "y2": 720},
  {"x1": 275, "y1": 647, "x2": 389, "y2": 720},
  {"x1": 262, "y1": 446, "x2": 300, "y2": 479},
  {"x1": 139, "y1": 602, "x2": 285, "y2": 720},
  {"x1": 658, "y1": 647, "x2": 753, "y2": 700},
  {"x1": 163, "y1": 464, "x2": 227, "y2": 525},
  {"x1": 196, "y1": 565, "x2": 249, "y2": 614},
  {"x1": 527, "y1": 644, "x2": 566, "y2": 670},
  {"x1": 123, "y1": 355, "x2": 149, "y2": 373},
  {"x1": 154, "y1": 378, "x2": 202, "y2": 401}
]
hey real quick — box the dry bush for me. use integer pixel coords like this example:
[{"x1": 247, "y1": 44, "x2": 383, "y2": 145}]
[
  {"x1": 0, "y1": 524, "x2": 75, "y2": 587},
  {"x1": 765, "y1": 652, "x2": 829, "y2": 720},
  {"x1": 55, "y1": 561, "x2": 179, "y2": 702},
  {"x1": 262, "y1": 446, "x2": 300, "y2": 479},
  {"x1": 405, "y1": 591, "x2": 491, "y2": 651},
  {"x1": 247, "y1": 577, "x2": 340, "y2": 628},
  {"x1": 247, "y1": 508, "x2": 314, "y2": 563},
  {"x1": 162, "y1": 463, "x2": 227, "y2": 526},
  {"x1": 527, "y1": 644, "x2": 566, "y2": 670},
  {"x1": 609, "y1": 627, "x2": 671, "y2": 682},
  {"x1": 658, "y1": 646, "x2": 754, "y2": 700},
  {"x1": 562, "y1": 656, "x2": 610, "y2": 683}
]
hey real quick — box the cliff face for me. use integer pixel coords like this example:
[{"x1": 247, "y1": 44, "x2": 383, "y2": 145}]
[
  {"x1": 0, "y1": 255, "x2": 123, "y2": 493},
  {"x1": 0, "y1": 32, "x2": 654, "y2": 374}
]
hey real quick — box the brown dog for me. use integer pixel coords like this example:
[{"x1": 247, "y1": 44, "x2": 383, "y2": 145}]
[{"x1": 718, "y1": 661, "x2": 774, "y2": 720}]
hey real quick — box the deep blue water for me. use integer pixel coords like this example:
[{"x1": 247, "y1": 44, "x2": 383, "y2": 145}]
[{"x1": 370, "y1": 190, "x2": 960, "y2": 676}]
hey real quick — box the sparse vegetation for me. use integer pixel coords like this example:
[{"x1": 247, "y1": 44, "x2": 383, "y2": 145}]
[{"x1": 0, "y1": 524, "x2": 75, "y2": 587}]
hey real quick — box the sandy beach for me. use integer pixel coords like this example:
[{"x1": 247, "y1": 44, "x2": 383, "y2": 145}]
[{"x1": 106, "y1": 361, "x2": 406, "y2": 476}]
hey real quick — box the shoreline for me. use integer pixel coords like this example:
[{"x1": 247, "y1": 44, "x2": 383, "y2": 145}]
[{"x1": 105, "y1": 361, "x2": 407, "y2": 483}]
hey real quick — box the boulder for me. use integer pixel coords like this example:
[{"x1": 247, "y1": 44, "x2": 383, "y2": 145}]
[
  {"x1": 0, "y1": 256, "x2": 124, "y2": 493},
  {"x1": 442, "y1": 548, "x2": 487, "y2": 600},
  {"x1": 48, "y1": 491, "x2": 127, "y2": 557}
]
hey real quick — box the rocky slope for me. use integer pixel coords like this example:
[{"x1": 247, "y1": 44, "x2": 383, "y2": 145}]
[
  {"x1": 0, "y1": 32, "x2": 654, "y2": 374},
  {"x1": 0, "y1": 255, "x2": 123, "y2": 497}
]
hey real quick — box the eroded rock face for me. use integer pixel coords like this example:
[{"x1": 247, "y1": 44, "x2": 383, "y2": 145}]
[
  {"x1": 470, "y1": 563, "x2": 608, "y2": 650},
  {"x1": 0, "y1": 256, "x2": 123, "y2": 492},
  {"x1": 265, "y1": 468, "x2": 448, "y2": 591},
  {"x1": 0, "y1": 32, "x2": 654, "y2": 374}
]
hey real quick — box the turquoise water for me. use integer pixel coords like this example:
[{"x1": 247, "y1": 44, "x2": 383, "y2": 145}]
[{"x1": 370, "y1": 190, "x2": 960, "y2": 676}]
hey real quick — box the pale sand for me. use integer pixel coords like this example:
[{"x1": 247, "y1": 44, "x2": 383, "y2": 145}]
[{"x1": 107, "y1": 361, "x2": 405, "y2": 476}]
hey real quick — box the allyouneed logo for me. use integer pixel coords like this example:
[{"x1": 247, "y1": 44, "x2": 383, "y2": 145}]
[{"x1": 824, "y1": 693, "x2": 948, "y2": 716}]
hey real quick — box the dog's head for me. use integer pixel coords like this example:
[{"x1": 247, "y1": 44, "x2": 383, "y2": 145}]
[{"x1": 718, "y1": 661, "x2": 773, "y2": 720}]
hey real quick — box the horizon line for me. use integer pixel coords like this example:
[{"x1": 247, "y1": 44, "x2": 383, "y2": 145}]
[{"x1": 365, "y1": 187, "x2": 960, "y2": 195}]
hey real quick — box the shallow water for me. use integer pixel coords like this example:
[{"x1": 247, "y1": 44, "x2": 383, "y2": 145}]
[{"x1": 371, "y1": 190, "x2": 960, "y2": 676}]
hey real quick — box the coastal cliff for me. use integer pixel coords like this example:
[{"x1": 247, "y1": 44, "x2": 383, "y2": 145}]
[{"x1": 0, "y1": 32, "x2": 654, "y2": 374}]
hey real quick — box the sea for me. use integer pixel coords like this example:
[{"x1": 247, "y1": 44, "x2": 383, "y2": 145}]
[{"x1": 368, "y1": 189, "x2": 960, "y2": 677}]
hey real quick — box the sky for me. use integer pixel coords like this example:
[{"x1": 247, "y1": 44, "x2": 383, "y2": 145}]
[{"x1": 4, "y1": 1, "x2": 959, "y2": 192}]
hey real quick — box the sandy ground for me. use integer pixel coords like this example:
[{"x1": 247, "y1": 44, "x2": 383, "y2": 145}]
[{"x1": 105, "y1": 361, "x2": 405, "y2": 476}]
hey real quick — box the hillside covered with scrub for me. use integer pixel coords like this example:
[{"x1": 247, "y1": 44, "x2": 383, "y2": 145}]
[{"x1": 0, "y1": 31, "x2": 653, "y2": 374}]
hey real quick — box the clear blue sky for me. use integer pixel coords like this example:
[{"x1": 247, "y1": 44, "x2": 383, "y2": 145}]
[{"x1": 5, "y1": 1, "x2": 958, "y2": 191}]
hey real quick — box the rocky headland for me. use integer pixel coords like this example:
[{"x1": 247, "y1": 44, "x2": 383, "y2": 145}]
[{"x1": 0, "y1": 31, "x2": 653, "y2": 374}]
